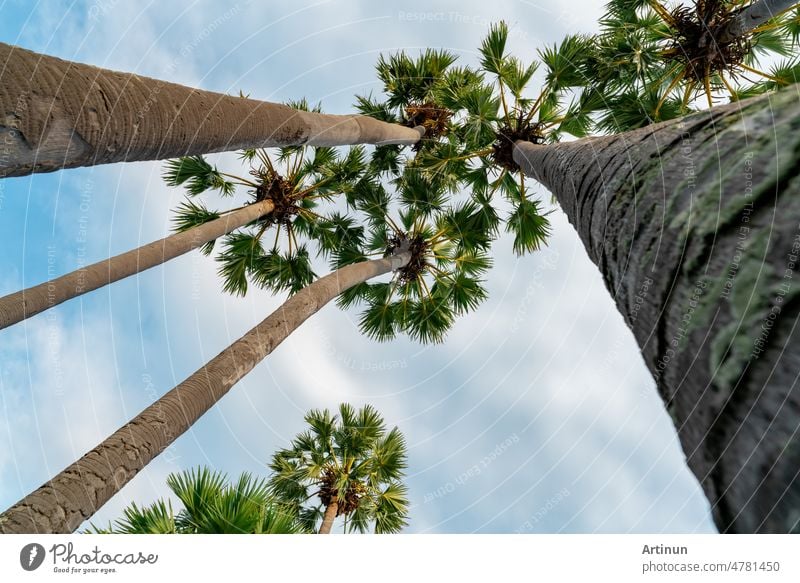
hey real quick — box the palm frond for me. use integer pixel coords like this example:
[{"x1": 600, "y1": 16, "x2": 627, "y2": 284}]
[{"x1": 163, "y1": 156, "x2": 235, "y2": 196}]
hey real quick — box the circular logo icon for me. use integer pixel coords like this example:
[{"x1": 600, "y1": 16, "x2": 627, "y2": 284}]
[{"x1": 19, "y1": 543, "x2": 46, "y2": 571}]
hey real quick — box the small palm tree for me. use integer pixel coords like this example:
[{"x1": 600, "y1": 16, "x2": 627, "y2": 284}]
[
  {"x1": 89, "y1": 467, "x2": 301, "y2": 534},
  {"x1": 587, "y1": 0, "x2": 800, "y2": 131},
  {"x1": 268, "y1": 404, "x2": 409, "y2": 534}
]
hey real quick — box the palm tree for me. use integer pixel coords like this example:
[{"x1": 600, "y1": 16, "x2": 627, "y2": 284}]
[
  {"x1": 0, "y1": 42, "x2": 424, "y2": 178},
  {"x1": 0, "y1": 199, "x2": 273, "y2": 330},
  {"x1": 0, "y1": 111, "x2": 366, "y2": 330},
  {"x1": 268, "y1": 403, "x2": 409, "y2": 534},
  {"x1": 514, "y1": 87, "x2": 800, "y2": 533},
  {"x1": 88, "y1": 467, "x2": 301, "y2": 534}
]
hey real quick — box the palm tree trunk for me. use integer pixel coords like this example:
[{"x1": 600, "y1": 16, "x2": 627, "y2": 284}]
[
  {"x1": 513, "y1": 87, "x2": 800, "y2": 533},
  {"x1": 318, "y1": 498, "x2": 338, "y2": 534},
  {"x1": 0, "y1": 199, "x2": 275, "y2": 330},
  {"x1": 0, "y1": 43, "x2": 424, "y2": 178},
  {"x1": 0, "y1": 251, "x2": 411, "y2": 533},
  {"x1": 719, "y1": 0, "x2": 798, "y2": 43}
]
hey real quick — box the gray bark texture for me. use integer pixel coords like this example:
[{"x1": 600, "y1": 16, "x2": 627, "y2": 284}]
[
  {"x1": 0, "y1": 200, "x2": 274, "y2": 330},
  {"x1": 318, "y1": 499, "x2": 338, "y2": 534},
  {"x1": 0, "y1": 43, "x2": 423, "y2": 178},
  {"x1": 720, "y1": 0, "x2": 798, "y2": 43},
  {"x1": 0, "y1": 252, "x2": 411, "y2": 533},
  {"x1": 514, "y1": 87, "x2": 800, "y2": 533}
]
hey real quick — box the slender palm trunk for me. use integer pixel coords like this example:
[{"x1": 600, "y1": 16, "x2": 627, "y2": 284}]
[
  {"x1": 513, "y1": 87, "x2": 800, "y2": 533},
  {"x1": 720, "y1": 0, "x2": 798, "y2": 43},
  {"x1": 318, "y1": 498, "x2": 338, "y2": 534},
  {"x1": 0, "y1": 251, "x2": 411, "y2": 533},
  {"x1": 0, "y1": 200, "x2": 275, "y2": 330},
  {"x1": 0, "y1": 43, "x2": 424, "y2": 178}
]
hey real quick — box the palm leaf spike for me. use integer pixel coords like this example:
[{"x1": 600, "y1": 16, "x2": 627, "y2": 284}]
[{"x1": 268, "y1": 404, "x2": 409, "y2": 534}]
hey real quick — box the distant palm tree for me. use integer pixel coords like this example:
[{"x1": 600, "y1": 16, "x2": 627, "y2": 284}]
[
  {"x1": 269, "y1": 404, "x2": 409, "y2": 534},
  {"x1": 89, "y1": 467, "x2": 301, "y2": 534},
  {"x1": 0, "y1": 43, "x2": 424, "y2": 178}
]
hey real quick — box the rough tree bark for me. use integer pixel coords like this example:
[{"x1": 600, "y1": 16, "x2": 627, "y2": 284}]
[
  {"x1": 514, "y1": 87, "x2": 800, "y2": 533},
  {"x1": 318, "y1": 498, "x2": 339, "y2": 534},
  {"x1": 0, "y1": 252, "x2": 411, "y2": 533},
  {"x1": 0, "y1": 199, "x2": 275, "y2": 330},
  {"x1": 0, "y1": 43, "x2": 424, "y2": 178}
]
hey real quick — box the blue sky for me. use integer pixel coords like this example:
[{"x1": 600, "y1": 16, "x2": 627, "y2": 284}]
[{"x1": 0, "y1": 0, "x2": 716, "y2": 533}]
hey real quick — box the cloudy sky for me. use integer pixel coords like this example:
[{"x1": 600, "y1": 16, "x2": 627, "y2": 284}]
[{"x1": 0, "y1": 0, "x2": 716, "y2": 533}]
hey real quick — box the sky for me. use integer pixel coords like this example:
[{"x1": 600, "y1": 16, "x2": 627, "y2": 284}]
[{"x1": 0, "y1": 0, "x2": 717, "y2": 533}]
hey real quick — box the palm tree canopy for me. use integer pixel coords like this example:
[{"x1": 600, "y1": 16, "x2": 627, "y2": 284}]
[
  {"x1": 164, "y1": 92, "x2": 495, "y2": 344},
  {"x1": 89, "y1": 467, "x2": 301, "y2": 534},
  {"x1": 585, "y1": 0, "x2": 800, "y2": 131},
  {"x1": 268, "y1": 403, "x2": 409, "y2": 534}
]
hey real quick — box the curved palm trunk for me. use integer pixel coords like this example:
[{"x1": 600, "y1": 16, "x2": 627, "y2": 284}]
[
  {"x1": 720, "y1": 0, "x2": 799, "y2": 43},
  {"x1": 0, "y1": 43, "x2": 424, "y2": 178},
  {"x1": 0, "y1": 199, "x2": 275, "y2": 330},
  {"x1": 513, "y1": 87, "x2": 800, "y2": 533},
  {"x1": 318, "y1": 498, "x2": 338, "y2": 534},
  {"x1": 0, "y1": 252, "x2": 411, "y2": 533}
]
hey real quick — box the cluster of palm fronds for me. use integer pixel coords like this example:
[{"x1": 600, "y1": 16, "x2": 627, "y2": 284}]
[
  {"x1": 89, "y1": 468, "x2": 302, "y2": 534},
  {"x1": 586, "y1": 0, "x2": 800, "y2": 131},
  {"x1": 164, "y1": 2, "x2": 800, "y2": 345}
]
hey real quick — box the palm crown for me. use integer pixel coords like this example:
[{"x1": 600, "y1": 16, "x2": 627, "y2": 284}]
[
  {"x1": 373, "y1": 22, "x2": 593, "y2": 258},
  {"x1": 268, "y1": 403, "x2": 409, "y2": 534},
  {"x1": 165, "y1": 100, "x2": 374, "y2": 296},
  {"x1": 586, "y1": 0, "x2": 800, "y2": 131}
]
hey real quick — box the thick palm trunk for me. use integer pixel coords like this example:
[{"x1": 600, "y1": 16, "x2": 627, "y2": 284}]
[
  {"x1": 318, "y1": 498, "x2": 338, "y2": 534},
  {"x1": 0, "y1": 43, "x2": 424, "y2": 178},
  {"x1": 0, "y1": 252, "x2": 411, "y2": 533},
  {"x1": 720, "y1": 0, "x2": 798, "y2": 43},
  {"x1": 0, "y1": 199, "x2": 275, "y2": 330},
  {"x1": 513, "y1": 87, "x2": 800, "y2": 533}
]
